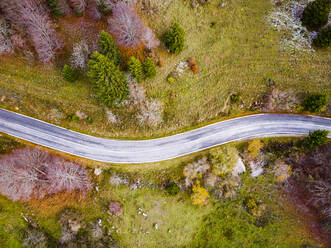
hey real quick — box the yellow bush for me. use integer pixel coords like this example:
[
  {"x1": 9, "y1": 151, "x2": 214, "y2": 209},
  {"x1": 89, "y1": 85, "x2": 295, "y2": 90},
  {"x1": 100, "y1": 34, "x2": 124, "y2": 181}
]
[
  {"x1": 191, "y1": 181, "x2": 210, "y2": 206},
  {"x1": 247, "y1": 140, "x2": 263, "y2": 159}
]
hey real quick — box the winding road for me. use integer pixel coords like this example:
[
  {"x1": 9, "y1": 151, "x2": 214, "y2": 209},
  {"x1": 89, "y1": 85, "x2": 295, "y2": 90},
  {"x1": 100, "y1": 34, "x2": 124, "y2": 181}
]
[{"x1": 0, "y1": 108, "x2": 330, "y2": 163}]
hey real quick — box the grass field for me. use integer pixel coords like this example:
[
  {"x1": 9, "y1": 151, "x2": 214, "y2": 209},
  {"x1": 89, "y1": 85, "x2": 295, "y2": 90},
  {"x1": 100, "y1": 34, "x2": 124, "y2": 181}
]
[{"x1": 0, "y1": 0, "x2": 330, "y2": 140}]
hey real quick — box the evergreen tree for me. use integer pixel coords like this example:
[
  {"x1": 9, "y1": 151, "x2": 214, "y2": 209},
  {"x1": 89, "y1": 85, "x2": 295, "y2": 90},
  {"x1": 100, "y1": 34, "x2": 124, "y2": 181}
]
[
  {"x1": 62, "y1": 64, "x2": 79, "y2": 82},
  {"x1": 302, "y1": 93, "x2": 329, "y2": 113},
  {"x1": 163, "y1": 23, "x2": 185, "y2": 54},
  {"x1": 127, "y1": 57, "x2": 144, "y2": 83},
  {"x1": 301, "y1": 0, "x2": 331, "y2": 31},
  {"x1": 98, "y1": 30, "x2": 122, "y2": 66},
  {"x1": 87, "y1": 52, "x2": 128, "y2": 107},
  {"x1": 143, "y1": 57, "x2": 156, "y2": 78},
  {"x1": 313, "y1": 26, "x2": 331, "y2": 48},
  {"x1": 302, "y1": 130, "x2": 329, "y2": 150}
]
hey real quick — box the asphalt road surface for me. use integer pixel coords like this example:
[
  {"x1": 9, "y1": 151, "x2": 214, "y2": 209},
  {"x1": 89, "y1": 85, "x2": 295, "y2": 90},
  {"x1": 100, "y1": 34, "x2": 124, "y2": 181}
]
[{"x1": 0, "y1": 109, "x2": 330, "y2": 163}]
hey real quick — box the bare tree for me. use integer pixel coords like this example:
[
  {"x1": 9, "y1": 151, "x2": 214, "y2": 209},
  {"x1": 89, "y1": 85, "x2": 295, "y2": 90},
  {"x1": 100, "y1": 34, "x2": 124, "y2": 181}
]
[
  {"x1": 70, "y1": 40, "x2": 90, "y2": 70},
  {"x1": 47, "y1": 159, "x2": 92, "y2": 195},
  {"x1": 57, "y1": 0, "x2": 72, "y2": 16},
  {"x1": 69, "y1": 0, "x2": 87, "y2": 14},
  {"x1": 0, "y1": 147, "x2": 92, "y2": 201},
  {"x1": 0, "y1": 0, "x2": 62, "y2": 62},
  {"x1": 108, "y1": 2, "x2": 159, "y2": 49},
  {"x1": 0, "y1": 18, "x2": 13, "y2": 54},
  {"x1": 87, "y1": 0, "x2": 102, "y2": 21}
]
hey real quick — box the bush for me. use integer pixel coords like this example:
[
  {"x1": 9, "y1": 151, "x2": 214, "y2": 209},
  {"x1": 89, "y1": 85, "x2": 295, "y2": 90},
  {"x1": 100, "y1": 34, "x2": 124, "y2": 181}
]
[
  {"x1": 165, "y1": 182, "x2": 180, "y2": 196},
  {"x1": 301, "y1": 93, "x2": 329, "y2": 113},
  {"x1": 62, "y1": 64, "x2": 79, "y2": 82},
  {"x1": 88, "y1": 52, "x2": 128, "y2": 107},
  {"x1": 46, "y1": 0, "x2": 63, "y2": 16},
  {"x1": 163, "y1": 23, "x2": 185, "y2": 54},
  {"x1": 191, "y1": 180, "x2": 210, "y2": 206},
  {"x1": 313, "y1": 26, "x2": 331, "y2": 48},
  {"x1": 210, "y1": 145, "x2": 238, "y2": 177},
  {"x1": 302, "y1": 130, "x2": 329, "y2": 150},
  {"x1": 301, "y1": 0, "x2": 331, "y2": 31},
  {"x1": 143, "y1": 57, "x2": 156, "y2": 78},
  {"x1": 127, "y1": 57, "x2": 144, "y2": 83},
  {"x1": 98, "y1": 30, "x2": 122, "y2": 66},
  {"x1": 230, "y1": 94, "x2": 241, "y2": 104}
]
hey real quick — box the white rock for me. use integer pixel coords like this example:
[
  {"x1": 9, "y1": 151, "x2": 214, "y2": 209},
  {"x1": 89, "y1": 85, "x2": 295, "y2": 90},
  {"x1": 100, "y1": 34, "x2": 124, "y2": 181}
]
[
  {"x1": 94, "y1": 168, "x2": 102, "y2": 176},
  {"x1": 232, "y1": 157, "x2": 246, "y2": 177},
  {"x1": 250, "y1": 161, "x2": 264, "y2": 178},
  {"x1": 142, "y1": 212, "x2": 147, "y2": 217}
]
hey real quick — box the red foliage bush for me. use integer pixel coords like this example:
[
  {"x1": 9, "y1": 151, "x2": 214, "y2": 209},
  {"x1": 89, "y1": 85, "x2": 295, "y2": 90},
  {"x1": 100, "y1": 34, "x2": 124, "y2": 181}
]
[
  {"x1": 0, "y1": 0, "x2": 63, "y2": 63},
  {"x1": 0, "y1": 148, "x2": 92, "y2": 202},
  {"x1": 108, "y1": 2, "x2": 159, "y2": 49}
]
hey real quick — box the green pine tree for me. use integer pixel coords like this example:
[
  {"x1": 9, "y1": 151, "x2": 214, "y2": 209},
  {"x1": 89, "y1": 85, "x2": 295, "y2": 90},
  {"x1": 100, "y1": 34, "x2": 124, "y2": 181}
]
[
  {"x1": 143, "y1": 57, "x2": 156, "y2": 78},
  {"x1": 301, "y1": 0, "x2": 331, "y2": 31},
  {"x1": 163, "y1": 23, "x2": 185, "y2": 54},
  {"x1": 313, "y1": 26, "x2": 331, "y2": 48},
  {"x1": 98, "y1": 30, "x2": 122, "y2": 66},
  {"x1": 62, "y1": 64, "x2": 79, "y2": 82},
  {"x1": 127, "y1": 57, "x2": 144, "y2": 83},
  {"x1": 87, "y1": 52, "x2": 128, "y2": 107}
]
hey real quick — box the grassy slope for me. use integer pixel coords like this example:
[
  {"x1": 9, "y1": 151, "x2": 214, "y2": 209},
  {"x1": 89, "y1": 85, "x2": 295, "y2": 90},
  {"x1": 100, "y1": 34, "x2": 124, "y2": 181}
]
[{"x1": 0, "y1": 0, "x2": 329, "y2": 139}]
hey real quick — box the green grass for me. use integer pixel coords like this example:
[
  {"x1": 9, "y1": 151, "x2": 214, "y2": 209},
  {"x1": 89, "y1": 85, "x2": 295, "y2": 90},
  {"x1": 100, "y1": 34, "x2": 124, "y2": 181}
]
[{"x1": 0, "y1": 0, "x2": 329, "y2": 140}]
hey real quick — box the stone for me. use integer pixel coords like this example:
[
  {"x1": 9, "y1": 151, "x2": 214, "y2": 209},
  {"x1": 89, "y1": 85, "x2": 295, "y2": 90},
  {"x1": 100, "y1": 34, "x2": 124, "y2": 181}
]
[
  {"x1": 108, "y1": 201, "x2": 124, "y2": 216},
  {"x1": 75, "y1": 110, "x2": 88, "y2": 120},
  {"x1": 1, "y1": 95, "x2": 6, "y2": 102},
  {"x1": 105, "y1": 108, "x2": 118, "y2": 124},
  {"x1": 94, "y1": 168, "x2": 102, "y2": 176},
  {"x1": 250, "y1": 160, "x2": 264, "y2": 178},
  {"x1": 232, "y1": 157, "x2": 246, "y2": 177}
]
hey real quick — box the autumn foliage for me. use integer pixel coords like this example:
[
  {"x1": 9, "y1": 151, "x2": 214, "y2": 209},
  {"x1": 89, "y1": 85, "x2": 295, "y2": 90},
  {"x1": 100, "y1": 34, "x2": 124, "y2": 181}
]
[{"x1": 0, "y1": 148, "x2": 92, "y2": 202}]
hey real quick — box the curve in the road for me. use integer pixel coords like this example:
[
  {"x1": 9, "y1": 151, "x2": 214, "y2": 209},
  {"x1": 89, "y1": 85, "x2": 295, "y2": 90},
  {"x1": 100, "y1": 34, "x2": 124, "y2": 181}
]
[{"x1": 0, "y1": 108, "x2": 330, "y2": 163}]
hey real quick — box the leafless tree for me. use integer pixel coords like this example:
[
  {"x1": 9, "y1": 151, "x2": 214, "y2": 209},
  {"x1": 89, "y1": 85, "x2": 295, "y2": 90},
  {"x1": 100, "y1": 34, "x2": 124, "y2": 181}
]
[
  {"x1": 70, "y1": 40, "x2": 90, "y2": 70},
  {"x1": 0, "y1": 0, "x2": 62, "y2": 62},
  {"x1": 47, "y1": 159, "x2": 92, "y2": 195},
  {"x1": 0, "y1": 147, "x2": 92, "y2": 201},
  {"x1": 57, "y1": 0, "x2": 72, "y2": 16},
  {"x1": 69, "y1": 0, "x2": 87, "y2": 14},
  {"x1": 108, "y1": 2, "x2": 159, "y2": 49},
  {"x1": 87, "y1": 0, "x2": 102, "y2": 21},
  {"x1": 0, "y1": 18, "x2": 13, "y2": 54}
]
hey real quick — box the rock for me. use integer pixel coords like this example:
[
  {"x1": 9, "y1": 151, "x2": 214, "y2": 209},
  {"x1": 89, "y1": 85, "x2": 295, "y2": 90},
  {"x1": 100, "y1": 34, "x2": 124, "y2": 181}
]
[
  {"x1": 1, "y1": 95, "x2": 6, "y2": 102},
  {"x1": 75, "y1": 110, "x2": 88, "y2": 120},
  {"x1": 232, "y1": 157, "x2": 246, "y2": 177},
  {"x1": 94, "y1": 168, "x2": 102, "y2": 176},
  {"x1": 153, "y1": 223, "x2": 158, "y2": 230},
  {"x1": 108, "y1": 201, "x2": 124, "y2": 216},
  {"x1": 105, "y1": 108, "x2": 118, "y2": 124},
  {"x1": 250, "y1": 160, "x2": 264, "y2": 178}
]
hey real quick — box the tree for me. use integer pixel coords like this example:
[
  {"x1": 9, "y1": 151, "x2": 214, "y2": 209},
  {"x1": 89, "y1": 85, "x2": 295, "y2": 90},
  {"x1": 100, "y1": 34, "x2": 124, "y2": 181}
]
[
  {"x1": 0, "y1": 18, "x2": 12, "y2": 54},
  {"x1": 46, "y1": 0, "x2": 70, "y2": 16},
  {"x1": 70, "y1": 41, "x2": 90, "y2": 70},
  {"x1": 98, "y1": 30, "x2": 122, "y2": 66},
  {"x1": 302, "y1": 130, "x2": 329, "y2": 151},
  {"x1": 163, "y1": 23, "x2": 185, "y2": 54},
  {"x1": 127, "y1": 56, "x2": 144, "y2": 83},
  {"x1": 301, "y1": 0, "x2": 331, "y2": 31},
  {"x1": 62, "y1": 65, "x2": 79, "y2": 82},
  {"x1": 302, "y1": 93, "x2": 329, "y2": 113},
  {"x1": 0, "y1": 148, "x2": 92, "y2": 202},
  {"x1": 143, "y1": 57, "x2": 156, "y2": 78},
  {"x1": 87, "y1": 52, "x2": 128, "y2": 107},
  {"x1": 69, "y1": 0, "x2": 86, "y2": 16},
  {"x1": 0, "y1": 0, "x2": 63, "y2": 63},
  {"x1": 313, "y1": 26, "x2": 331, "y2": 49},
  {"x1": 108, "y1": 2, "x2": 159, "y2": 49},
  {"x1": 87, "y1": 0, "x2": 102, "y2": 21}
]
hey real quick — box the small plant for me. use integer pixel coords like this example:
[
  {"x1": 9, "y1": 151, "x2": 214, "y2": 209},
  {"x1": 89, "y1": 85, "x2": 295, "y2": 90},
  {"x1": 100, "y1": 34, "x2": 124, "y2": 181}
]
[
  {"x1": 191, "y1": 180, "x2": 210, "y2": 206},
  {"x1": 62, "y1": 64, "x2": 79, "y2": 82},
  {"x1": 143, "y1": 57, "x2": 156, "y2": 78},
  {"x1": 302, "y1": 130, "x2": 329, "y2": 151},
  {"x1": 301, "y1": 0, "x2": 331, "y2": 31},
  {"x1": 313, "y1": 26, "x2": 331, "y2": 48},
  {"x1": 167, "y1": 76, "x2": 175, "y2": 83},
  {"x1": 230, "y1": 94, "x2": 241, "y2": 104},
  {"x1": 301, "y1": 93, "x2": 329, "y2": 113},
  {"x1": 165, "y1": 182, "x2": 180, "y2": 196},
  {"x1": 163, "y1": 23, "x2": 185, "y2": 54},
  {"x1": 98, "y1": 30, "x2": 122, "y2": 66},
  {"x1": 127, "y1": 57, "x2": 144, "y2": 83}
]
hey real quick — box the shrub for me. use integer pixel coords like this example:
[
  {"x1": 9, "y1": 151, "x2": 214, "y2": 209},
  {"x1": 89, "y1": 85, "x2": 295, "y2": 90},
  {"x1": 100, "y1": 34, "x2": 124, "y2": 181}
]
[
  {"x1": 167, "y1": 76, "x2": 175, "y2": 83},
  {"x1": 69, "y1": 0, "x2": 86, "y2": 15},
  {"x1": 98, "y1": 30, "x2": 122, "y2": 66},
  {"x1": 165, "y1": 182, "x2": 180, "y2": 196},
  {"x1": 247, "y1": 140, "x2": 263, "y2": 159},
  {"x1": 88, "y1": 52, "x2": 128, "y2": 107},
  {"x1": 191, "y1": 180, "x2": 210, "y2": 206},
  {"x1": 230, "y1": 94, "x2": 241, "y2": 104},
  {"x1": 302, "y1": 130, "x2": 329, "y2": 150},
  {"x1": 143, "y1": 57, "x2": 156, "y2": 78},
  {"x1": 127, "y1": 57, "x2": 144, "y2": 83},
  {"x1": 301, "y1": 93, "x2": 329, "y2": 113},
  {"x1": 62, "y1": 65, "x2": 79, "y2": 82},
  {"x1": 313, "y1": 26, "x2": 331, "y2": 48},
  {"x1": 46, "y1": 0, "x2": 64, "y2": 16},
  {"x1": 301, "y1": 0, "x2": 331, "y2": 31},
  {"x1": 210, "y1": 145, "x2": 238, "y2": 177},
  {"x1": 163, "y1": 23, "x2": 185, "y2": 54}
]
